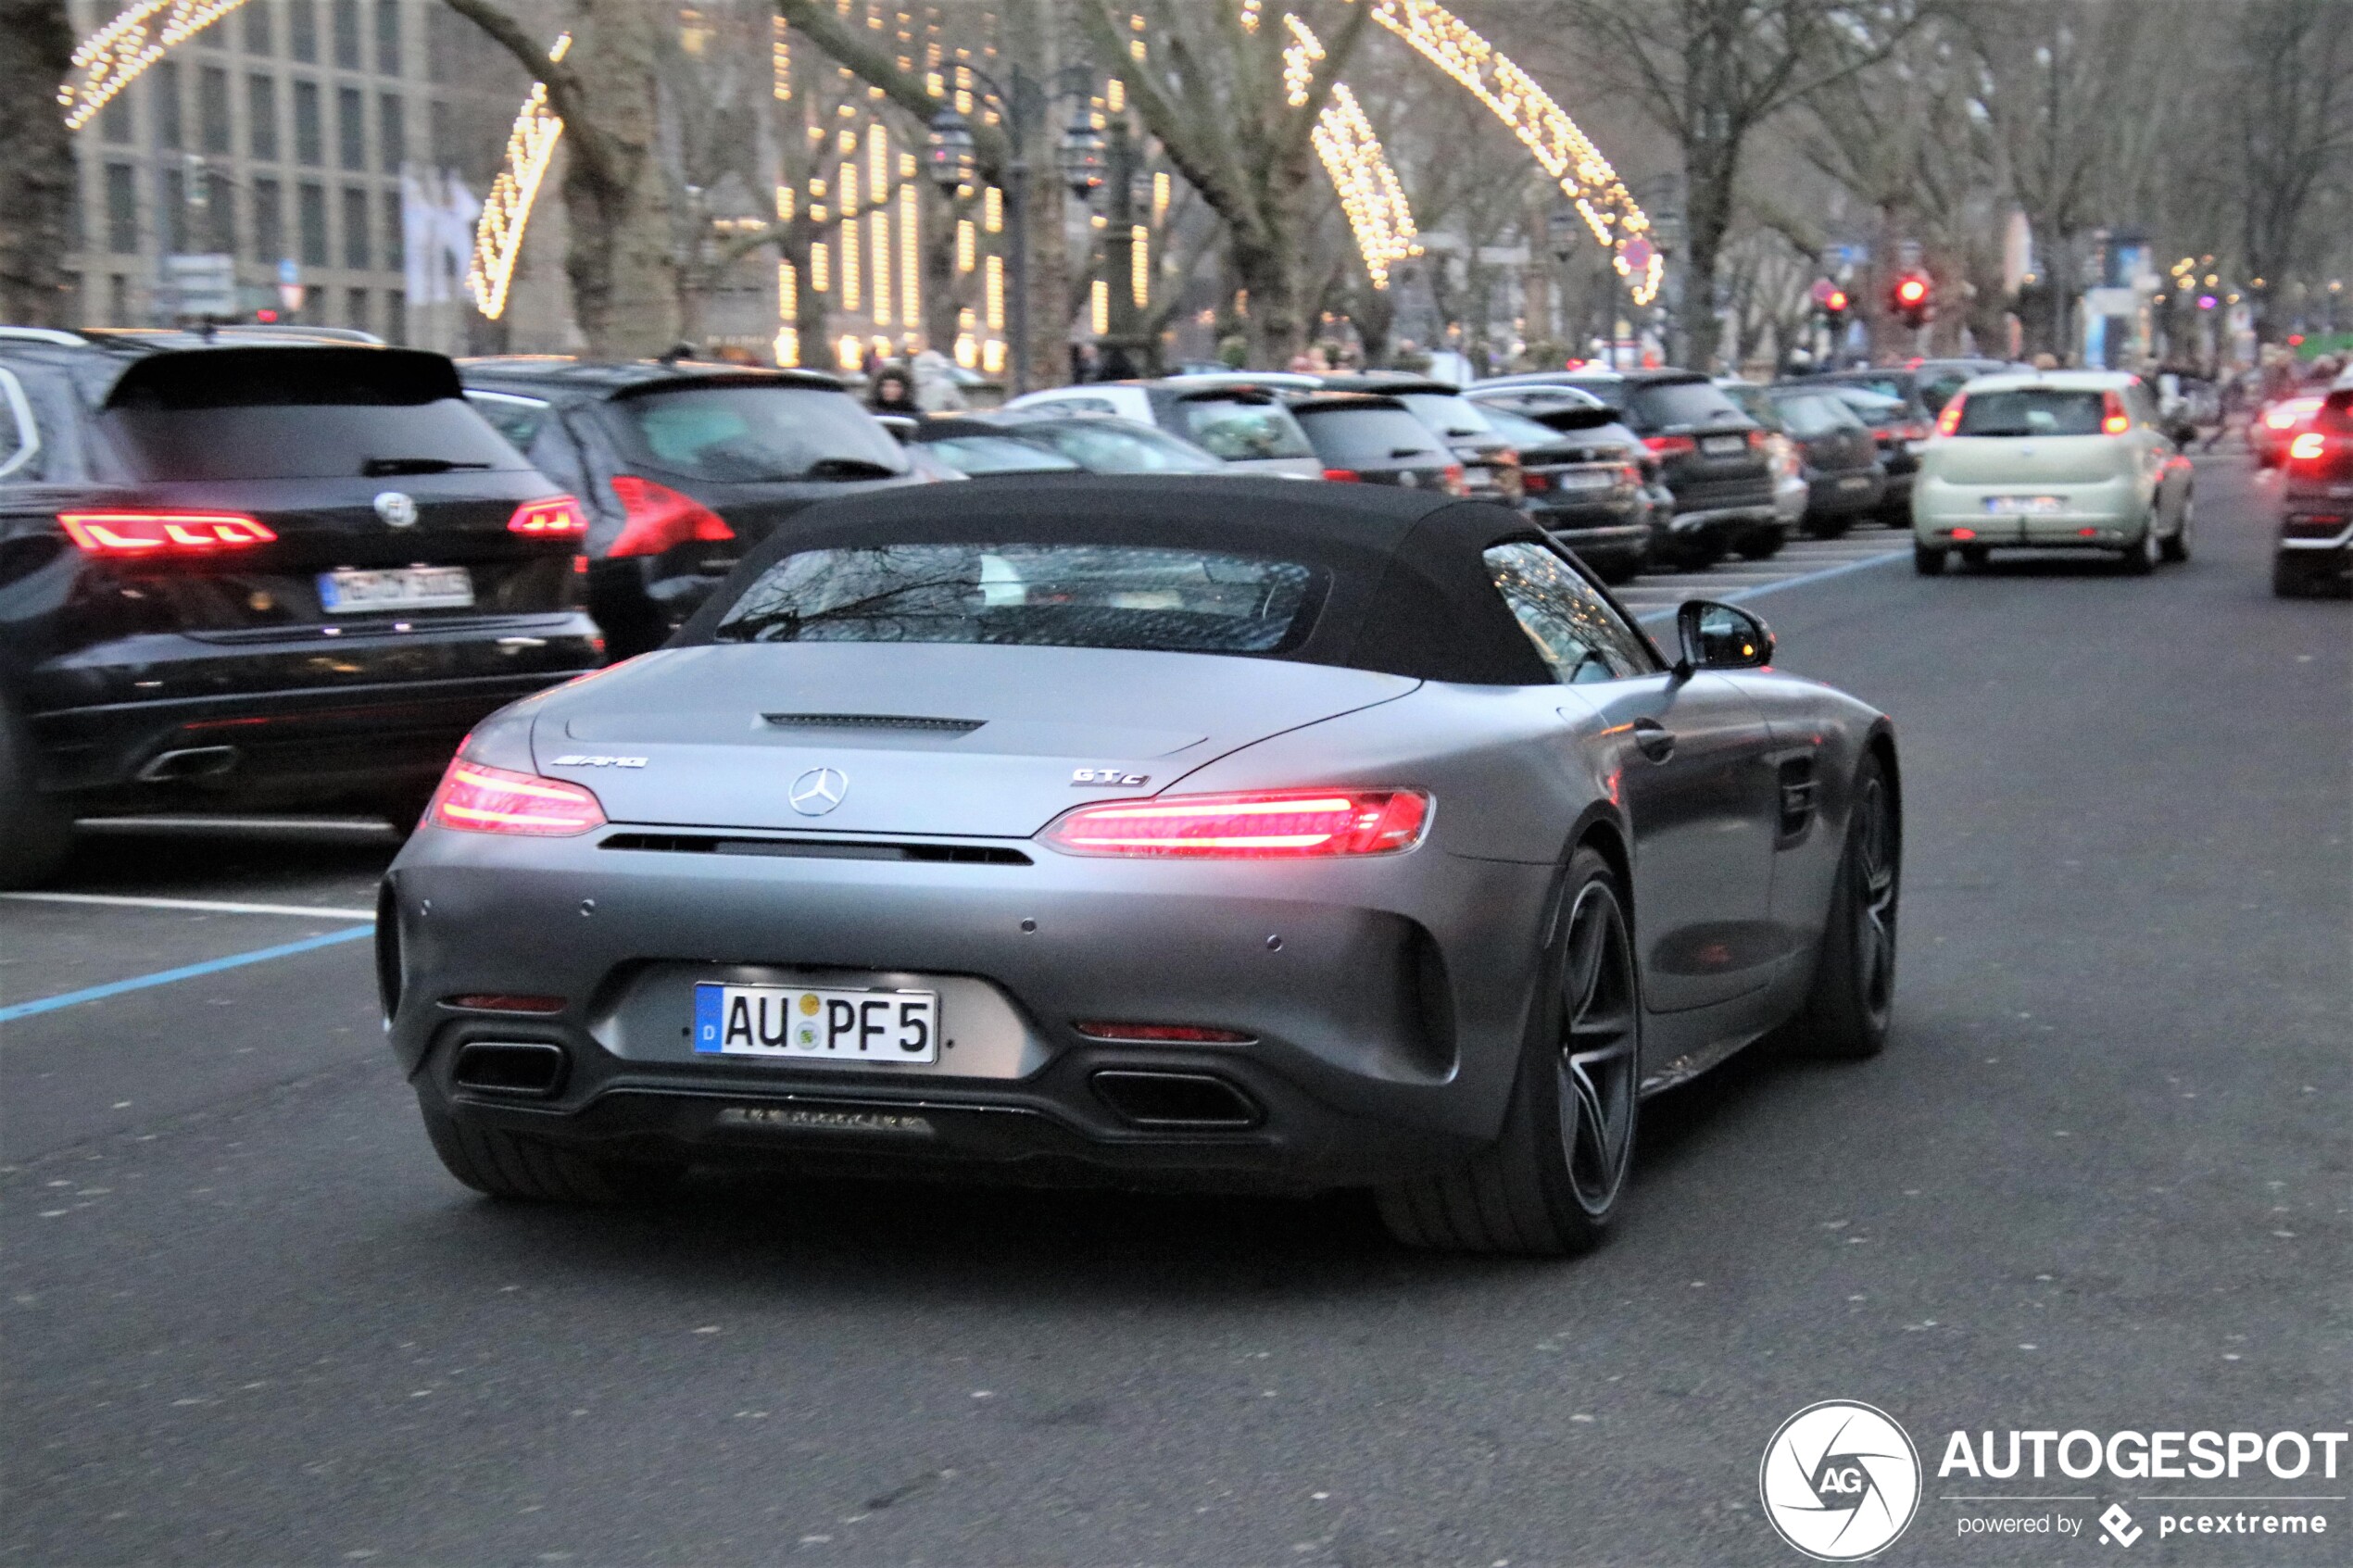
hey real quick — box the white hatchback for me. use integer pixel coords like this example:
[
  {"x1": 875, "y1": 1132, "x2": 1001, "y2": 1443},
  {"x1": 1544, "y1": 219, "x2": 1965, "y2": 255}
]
[{"x1": 1910, "y1": 370, "x2": 2194, "y2": 576}]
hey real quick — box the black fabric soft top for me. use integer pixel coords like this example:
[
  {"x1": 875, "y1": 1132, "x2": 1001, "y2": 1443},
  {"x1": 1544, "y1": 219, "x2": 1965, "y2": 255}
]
[{"x1": 671, "y1": 473, "x2": 1604, "y2": 685}]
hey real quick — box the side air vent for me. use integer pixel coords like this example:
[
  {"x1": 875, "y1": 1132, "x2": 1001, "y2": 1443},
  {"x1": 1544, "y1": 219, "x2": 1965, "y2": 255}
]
[
  {"x1": 600, "y1": 832, "x2": 1031, "y2": 866},
  {"x1": 762, "y1": 712, "x2": 985, "y2": 734},
  {"x1": 1776, "y1": 757, "x2": 1818, "y2": 846}
]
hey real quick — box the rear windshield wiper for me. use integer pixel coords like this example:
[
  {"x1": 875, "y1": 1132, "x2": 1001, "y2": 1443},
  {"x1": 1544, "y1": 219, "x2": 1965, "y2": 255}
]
[
  {"x1": 801, "y1": 457, "x2": 904, "y2": 480},
  {"x1": 362, "y1": 457, "x2": 494, "y2": 476}
]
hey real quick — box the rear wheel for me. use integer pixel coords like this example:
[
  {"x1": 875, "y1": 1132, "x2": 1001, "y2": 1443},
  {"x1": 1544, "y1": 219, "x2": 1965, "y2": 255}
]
[
  {"x1": 1680, "y1": 537, "x2": 1725, "y2": 571},
  {"x1": 2120, "y1": 523, "x2": 2159, "y2": 575},
  {"x1": 0, "y1": 703, "x2": 74, "y2": 891},
  {"x1": 418, "y1": 1095, "x2": 686, "y2": 1203},
  {"x1": 1803, "y1": 517, "x2": 1852, "y2": 541},
  {"x1": 1912, "y1": 544, "x2": 1946, "y2": 575},
  {"x1": 1736, "y1": 531, "x2": 1784, "y2": 560},
  {"x1": 1377, "y1": 847, "x2": 1639, "y2": 1255},
  {"x1": 1784, "y1": 754, "x2": 1898, "y2": 1059},
  {"x1": 2160, "y1": 492, "x2": 2193, "y2": 562}
]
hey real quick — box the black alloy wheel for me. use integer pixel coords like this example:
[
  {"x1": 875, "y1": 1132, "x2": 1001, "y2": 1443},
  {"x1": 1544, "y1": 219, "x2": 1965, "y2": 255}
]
[
  {"x1": 1557, "y1": 878, "x2": 1641, "y2": 1216},
  {"x1": 1786, "y1": 754, "x2": 1898, "y2": 1059}
]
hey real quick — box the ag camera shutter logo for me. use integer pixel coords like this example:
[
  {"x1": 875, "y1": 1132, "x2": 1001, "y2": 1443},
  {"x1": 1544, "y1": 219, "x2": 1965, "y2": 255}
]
[{"x1": 1761, "y1": 1400, "x2": 1922, "y2": 1561}]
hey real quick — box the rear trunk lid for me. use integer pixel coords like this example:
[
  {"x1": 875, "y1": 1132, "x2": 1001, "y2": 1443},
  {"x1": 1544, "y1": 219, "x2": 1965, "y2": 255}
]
[
  {"x1": 1927, "y1": 434, "x2": 2133, "y2": 486},
  {"x1": 529, "y1": 643, "x2": 1419, "y2": 836}
]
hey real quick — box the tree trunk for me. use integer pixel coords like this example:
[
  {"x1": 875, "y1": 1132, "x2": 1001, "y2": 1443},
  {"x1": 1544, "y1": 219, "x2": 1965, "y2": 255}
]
[
  {"x1": 558, "y1": 0, "x2": 677, "y2": 358},
  {"x1": 1679, "y1": 138, "x2": 1738, "y2": 371},
  {"x1": 0, "y1": 0, "x2": 76, "y2": 326}
]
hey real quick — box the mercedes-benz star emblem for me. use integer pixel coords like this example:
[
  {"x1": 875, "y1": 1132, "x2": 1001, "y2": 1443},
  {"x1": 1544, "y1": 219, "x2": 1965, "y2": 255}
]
[
  {"x1": 373, "y1": 490, "x2": 419, "y2": 528},
  {"x1": 788, "y1": 766, "x2": 849, "y2": 816}
]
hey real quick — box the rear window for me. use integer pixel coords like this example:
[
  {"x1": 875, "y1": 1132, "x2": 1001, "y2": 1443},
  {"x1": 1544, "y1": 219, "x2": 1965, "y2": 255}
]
[
  {"x1": 1294, "y1": 406, "x2": 1445, "y2": 467},
  {"x1": 1955, "y1": 390, "x2": 2108, "y2": 437},
  {"x1": 1392, "y1": 393, "x2": 1496, "y2": 439},
  {"x1": 608, "y1": 383, "x2": 909, "y2": 483},
  {"x1": 96, "y1": 346, "x2": 530, "y2": 482},
  {"x1": 713, "y1": 545, "x2": 1323, "y2": 656},
  {"x1": 1835, "y1": 374, "x2": 1910, "y2": 402},
  {"x1": 1627, "y1": 381, "x2": 1744, "y2": 430},
  {"x1": 921, "y1": 434, "x2": 1079, "y2": 475},
  {"x1": 1174, "y1": 396, "x2": 1315, "y2": 460},
  {"x1": 1774, "y1": 393, "x2": 1859, "y2": 439},
  {"x1": 1022, "y1": 420, "x2": 1221, "y2": 472}
]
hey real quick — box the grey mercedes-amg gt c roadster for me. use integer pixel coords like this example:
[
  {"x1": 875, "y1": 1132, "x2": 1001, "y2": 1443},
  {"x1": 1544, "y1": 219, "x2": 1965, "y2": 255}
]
[{"x1": 380, "y1": 476, "x2": 1899, "y2": 1254}]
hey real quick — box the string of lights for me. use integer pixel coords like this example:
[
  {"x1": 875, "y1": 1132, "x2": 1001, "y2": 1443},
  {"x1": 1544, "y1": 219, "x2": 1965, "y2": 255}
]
[
  {"x1": 59, "y1": 0, "x2": 250, "y2": 131},
  {"x1": 1284, "y1": 16, "x2": 1420, "y2": 291},
  {"x1": 467, "y1": 36, "x2": 570, "y2": 322}
]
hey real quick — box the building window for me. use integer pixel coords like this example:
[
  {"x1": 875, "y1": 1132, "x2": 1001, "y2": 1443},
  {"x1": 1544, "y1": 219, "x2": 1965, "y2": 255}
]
[
  {"x1": 101, "y1": 92, "x2": 132, "y2": 144},
  {"x1": 199, "y1": 66, "x2": 232, "y2": 154},
  {"x1": 204, "y1": 173, "x2": 236, "y2": 256},
  {"x1": 247, "y1": 74, "x2": 278, "y2": 160},
  {"x1": 255, "y1": 178, "x2": 284, "y2": 263},
  {"x1": 379, "y1": 94, "x2": 405, "y2": 173},
  {"x1": 346, "y1": 287, "x2": 370, "y2": 333},
  {"x1": 333, "y1": 0, "x2": 362, "y2": 69},
  {"x1": 429, "y1": 98, "x2": 453, "y2": 165},
  {"x1": 160, "y1": 167, "x2": 188, "y2": 255},
  {"x1": 376, "y1": 0, "x2": 403, "y2": 75},
  {"x1": 383, "y1": 188, "x2": 405, "y2": 270},
  {"x1": 293, "y1": 81, "x2": 321, "y2": 164},
  {"x1": 154, "y1": 61, "x2": 183, "y2": 150},
  {"x1": 298, "y1": 182, "x2": 328, "y2": 267},
  {"x1": 385, "y1": 287, "x2": 406, "y2": 345},
  {"x1": 290, "y1": 0, "x2": 319, "y2": 63},
  {"x1": 109, "y1": 274, "x2": 132, "y2": 326},
  {"x1": 106, "y1": 164, "x2": 139, "y2": 255},
  {"x1": 342, "y1": 187, "x2": 371, "y2": 269},
  {"x1": 337, "y1": 86, "x2": 365, "y2": 169},
  {"x1": 242, "y1": 1, "x2": 273, "y2": 54}
]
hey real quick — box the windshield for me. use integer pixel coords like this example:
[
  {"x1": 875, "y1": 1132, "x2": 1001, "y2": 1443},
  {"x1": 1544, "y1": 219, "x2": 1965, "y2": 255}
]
[
  {"x1": 1022, "y1": 420, "x2": 1223, "y2": 472},
  {"x1": 607, "y1": 383, "x2": 910, "y2": 483},
  {"x1": 1173, "y1": 397, "x2": 1315, "y2": 460},
  {"x1": 1955, "y1": 389, "x2": 2109, "y2": 437},
  {"x1": 713, "y1": 544, "x2": 1325, "y2": 655}
]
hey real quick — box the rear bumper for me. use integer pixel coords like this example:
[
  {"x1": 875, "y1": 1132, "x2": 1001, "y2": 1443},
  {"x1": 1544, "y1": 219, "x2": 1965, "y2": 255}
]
[
  {"x1": 1912, "y1": 474, "x2": 2147, "y2": 543},
  {"x1": 383, "y1": 826, "x2": 1556, "y2": 1189},
  {"x1": 1541, "y1": 521, "x2": 1651, "y2": 567},
  {"x1": 1804, "y1": 469, "x2": 1887, "y2": 519}
]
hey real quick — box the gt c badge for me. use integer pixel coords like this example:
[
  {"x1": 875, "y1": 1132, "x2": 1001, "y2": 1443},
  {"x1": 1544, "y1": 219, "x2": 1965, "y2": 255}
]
[
  {"x1": 373, "y1": 490, "x2": 419, "y2": 528},
  {"x1": 789, "y1": 767, "x2": 849, "y2": 815},
  {"x1": 1072, "y1": 768, "x2": 1149, "y2": 787},
  {"x1": 549, "y1": 754, "x2": 647, "y2": 768}
]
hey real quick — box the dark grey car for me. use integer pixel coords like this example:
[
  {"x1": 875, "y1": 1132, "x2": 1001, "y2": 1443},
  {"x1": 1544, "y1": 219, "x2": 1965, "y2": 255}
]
[{"x1": 382, "y1": 478, "x2": 1901, "y2": 1256}]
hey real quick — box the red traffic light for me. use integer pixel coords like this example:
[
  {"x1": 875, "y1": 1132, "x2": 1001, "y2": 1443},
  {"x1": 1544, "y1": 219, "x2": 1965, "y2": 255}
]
[
  {"x1": 1825, "y1": 289, "x2": 1849, "y2": 314},
  {"x1": 1895, "y1": 277, "x2": 1929, "y2": 307}
]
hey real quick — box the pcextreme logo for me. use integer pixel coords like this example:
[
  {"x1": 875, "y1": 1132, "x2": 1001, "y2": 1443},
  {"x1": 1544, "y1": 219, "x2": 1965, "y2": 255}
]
[{"x1": 1761, "y1": 1400, "x2": 1924, "y2": 1561}]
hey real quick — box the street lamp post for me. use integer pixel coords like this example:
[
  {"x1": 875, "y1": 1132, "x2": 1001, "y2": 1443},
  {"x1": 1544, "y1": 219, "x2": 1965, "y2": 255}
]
[{"x1": 925, "y1": 65, "x2": 1098, "y2": 396}]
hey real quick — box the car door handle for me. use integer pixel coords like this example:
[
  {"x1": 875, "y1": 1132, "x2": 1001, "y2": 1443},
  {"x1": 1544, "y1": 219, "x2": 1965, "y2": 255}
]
[{"x1": 1631, "y1": 717, "x2": 1676, "y2": 762}]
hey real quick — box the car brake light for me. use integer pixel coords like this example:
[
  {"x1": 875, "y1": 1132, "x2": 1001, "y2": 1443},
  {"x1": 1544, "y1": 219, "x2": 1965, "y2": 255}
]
[
  {"x1": 425, "y1": 758, "x2": 606, "y2": 836},
  {"x1": 1902, "y1": 423, "x2": 1931, "y2": 442},
  {"x1": 508, "y1": 495, "x2": 589, "y2": 537},
  {"x1": 1951, "y1": 526, "x2": 1977, "y2": 540},
  {"x1": 1072, "y1": 1022, "x2": 1255, "y2": 1043},
  {"x1": 1936, "y1": 397, "x2": 1965, "y2": 436},
  {"x1": 2289, "y1": 432, "x2": 2327, "y2": 462},
  {"x1": 1040, "y1": 788, "x2": 1430, "y2": 859},
  {"x1": 1321, "y1": 467, "x2": 1364, "y2": 483},
  {"x1": 1747, "y1": 428, "x2": 1768, "y2": 449},
  {"x1": 1522, "y1": 470, "x2": 1551, "y2": 493},
  {"x1": 2101, "y1": 391, "x2": 2130, "y2": 436},
  {"x1": 608, "y1": 476, "x2": 733, "y2": 556},
  {"x1": 57, "y1": 510, "x2": 277, "y2": 556},
  {"x1": 1642, "y1": 434, "x2": 1697, "y2": 457},
  {"x1": 2264, "y1": 398, "x2": 2319, "y2": 431},
  {"x1": 1441, "y1": 463, "x2": 1467, "y2": 496}
]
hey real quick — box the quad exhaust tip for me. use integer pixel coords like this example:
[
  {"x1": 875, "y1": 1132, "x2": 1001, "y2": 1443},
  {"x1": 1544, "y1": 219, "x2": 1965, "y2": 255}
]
[
  {"x1": 451, "y1": 1041, "x2": 568, "y2": 1097},
  {"x1": 1090, "y1": 1070, "x2": 1262, "y2": 1129}
]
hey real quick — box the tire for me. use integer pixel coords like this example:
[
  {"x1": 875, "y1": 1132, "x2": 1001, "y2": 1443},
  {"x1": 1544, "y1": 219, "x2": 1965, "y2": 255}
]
[
  {"x1": 1784, "y1": 754, "x2": 1898, "y2": 1060},
  {"x1": 2271, "y1": 556, "x2": 2308, "y2": 597},
  {"x1": 1377, "y1": 847, "x2": 1639, "y2": 1256},
  {"x1": 418, "y1": 1094, "x2": 686, "y2": 1203},
  {"x1": 1803, "y1": 517, "x2": 1851, "y2": 541},
  {"x1": 1912, "y1": 545, "x2": 1946, "y2": 575},
  {"x1": 1680, "y1": 538, "x2": 1725, "y2": 571},
  {"x1": 2160, "y1": 492, "x2": 2192, "y2": 563},
  {"x1": 1958, "y1": 544, "x2": 1991, "y2": 569},
  {"x1": 2120, "y1": 524, "x2": 2158, "y2": 575},
  {"x1": 0, "y1": 702, "x2": 74, "y2": 891},
  {"x1": 1736, "y1": 531, "x2": 1783, "y2": 560}
]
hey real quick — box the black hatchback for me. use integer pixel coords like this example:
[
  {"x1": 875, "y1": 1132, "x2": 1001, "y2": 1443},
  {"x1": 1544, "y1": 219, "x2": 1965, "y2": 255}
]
[
  {"x1": 0, "y1": 329, "x2": 601, "y2": 886},
  {"x1": 459, "y1": 359, "x2": 922, "y2": 657},
  {"x1": 1285, "y1": 394, "x2": 1466, "y2": 494}
]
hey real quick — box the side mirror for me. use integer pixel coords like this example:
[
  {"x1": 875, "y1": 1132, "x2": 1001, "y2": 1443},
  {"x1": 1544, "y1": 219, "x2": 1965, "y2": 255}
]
[
  {"x1": 1675, "y1": 599, "x2": 1774, "y2": 676},
  {"x1": 874, "y1": 413, "x2": 918, "y2": 445}
]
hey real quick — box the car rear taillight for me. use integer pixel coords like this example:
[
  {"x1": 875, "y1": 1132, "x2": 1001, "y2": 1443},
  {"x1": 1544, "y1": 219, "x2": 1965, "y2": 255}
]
[
  {"x1": 1643, "y1": 434, "x2": 1697, "y2": 458},
  {"x1": 425, "y1": 759, "x2": 606, "y2": 836},
  {"x1": 1441, "y1": 464, "x2": 1467, "y2": 496},
  {"x1": 57, "y1": 511, "x2": 277, "y2": 556},
  {"x1": 2264, "y1": 397, "x2": 2320, "y2": 432},
  {"x1": 1747, "y1": 428, "x2": 1768, "y2": 449},
  {"x1": 508, "y1": 495, "x2": 589, "y2": 537},
  {"x1": 1072, "y1": 1022, "x2": 1256, "y2": 1043},
  {"x1": 1040, "y1": 788, "x2": 1430, "y2": 859},
  {"x1": 2101, "y1": 391, "x2": 2131, "y2": 436},
  {"x1": 2288, "y1": 432, "x2": 2328, "y2": 462},
  {"x1": 1902, "y1": 422, "x2": 1931, "y2": 442},
  {"x1": 1320, "y1": 467, "x2": 1364, "y2": 483},
  {"x1": 1522, "y1": 470, "x2": 1552, "y2": 493},
  {"x1": 608, "y1": 476, "x2": 734, "y2": 557},
  {"x1": 1936, "y1": 397, "x2": 1966, "y2": 436}
]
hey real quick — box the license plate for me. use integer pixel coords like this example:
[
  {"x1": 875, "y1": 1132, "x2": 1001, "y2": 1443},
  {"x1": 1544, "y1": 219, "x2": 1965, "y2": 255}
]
[
  {"x1": 1984, "y1": 495, "x2": 2065, "y2": 515},
  {"x1": 1701, "y1": 435, "x2": 1747, "y2": 456},
  {"x1": 693, "y1": 982, "x2": 938, "y2": 1064},
  {"x1": 318, "y1": 565, "x2": 474, "y2": 611},
  {"x1": 1553, "y1": 470, "x2": 1617, "y2": 491},
  {"x1": 1838, "y1": 474, "x2": 1871, "y2": 489}
]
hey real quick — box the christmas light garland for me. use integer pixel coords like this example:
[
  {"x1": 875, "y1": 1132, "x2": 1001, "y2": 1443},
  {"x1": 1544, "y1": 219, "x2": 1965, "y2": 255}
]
[
  {"x1": 60, "y1": 0, "x2": 250, "y2": 131},
  {"x1": 467, "y1": 36, "x2": 570, "y2": 321}
]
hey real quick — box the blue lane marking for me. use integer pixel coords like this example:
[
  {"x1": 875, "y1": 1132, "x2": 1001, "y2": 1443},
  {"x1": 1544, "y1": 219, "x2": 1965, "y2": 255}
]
[
  {"x1": 1634, "y1": 548, "x2": 1908, "y2": 621},
  {"x1": 0, "y1": 924, "x2": 374, "y2": 1025}
]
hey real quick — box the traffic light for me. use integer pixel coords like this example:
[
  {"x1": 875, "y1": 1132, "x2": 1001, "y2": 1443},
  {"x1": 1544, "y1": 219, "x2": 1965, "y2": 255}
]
[
  {"x1": 1892, "y1": 272, "x2": 1932, "y2": 330},
  {"x1": 1824, "y1": 287, "x2": 1850, "y2": 324}
]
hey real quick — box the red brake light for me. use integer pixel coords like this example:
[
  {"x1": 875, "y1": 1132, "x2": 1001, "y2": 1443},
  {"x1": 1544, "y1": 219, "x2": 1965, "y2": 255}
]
[
  {"x1": 2101, "y1": 391, "x2": 2130, "y2": 436},
  {"x1": 425, "y1": 759, "x2": 606, "y2": 836},
  {"x1": 2264, "y1": 398, "x2": 2319, "y2": 431},
  {"x1": 1040, "y1": 789, "x2": 1430, "y2": 859},
  {"x1": 1521, "y1": 470, "x2": 1551, "y2": 493},
  {"x1": 1441, "y1": 463, "x2": 1467, "y2": 496},
  {"x1": 607, "y1": 477, "x2": 733, "y2": 556},
  {"x1": 1747, "y1": 428, "x2": 1768, "y2": 449},
  {"x1": 1951, "y1": 526, "x2": 1978, "y2": 541},
  {"x1": 1902, "y1": 422, "x2": 1931, "y2": 442},
  {"x1": 1072, "y1": 1022, "x2": 1255, "y2": 1043},
  {"x1": 57, "y1": 510, "x2": 277, "y2": 556},
  {"x1": 1642, "y1": 434, "x2": 1697, "y2": 457},
  {"x1": 1936, "y1": 397, "x2": 1965, "y2": 436},
  {"x1": 508, "y1": 495, "x2": 589, "y2": 537},
  {"x1": 2289, "y1": 431, "x2": 2327, "y2": 462},
  {"x1": 1320, "y1": 468, "x2": 1364, "y2": 483}
]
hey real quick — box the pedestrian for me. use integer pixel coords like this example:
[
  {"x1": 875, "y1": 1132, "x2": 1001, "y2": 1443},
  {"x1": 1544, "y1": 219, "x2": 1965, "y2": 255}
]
[
  {"x1": 910, "y1": 349, "x2": 967, "y2": 413},
  {"x1": 868, "y1": 368, "x2": 919, "y2": 416}
]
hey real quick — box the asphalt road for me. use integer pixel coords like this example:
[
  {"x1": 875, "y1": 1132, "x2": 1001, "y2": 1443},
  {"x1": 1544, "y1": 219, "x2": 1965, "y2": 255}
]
[{"x1": 4, "y1": 456, "x2": 2345, "y2": 1568}]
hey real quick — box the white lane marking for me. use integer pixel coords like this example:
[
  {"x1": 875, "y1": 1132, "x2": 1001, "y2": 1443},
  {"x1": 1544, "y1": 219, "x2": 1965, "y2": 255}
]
[
  {"x1": 1629, "y1": 546, "x2": 1913, "y2": 621},
  {"x1": 0, "y1": 892, "x2": 377, "y2": 921}
]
